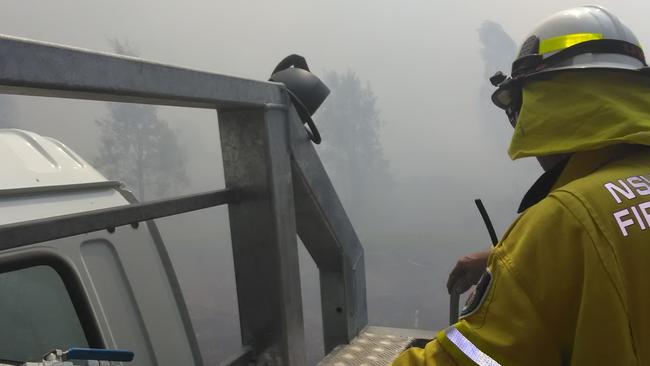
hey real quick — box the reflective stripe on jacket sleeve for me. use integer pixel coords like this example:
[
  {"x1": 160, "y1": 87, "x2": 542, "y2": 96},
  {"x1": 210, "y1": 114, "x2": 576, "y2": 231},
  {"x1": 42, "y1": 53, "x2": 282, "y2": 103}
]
[{"x1": 440, "y1": 327, "x2": 501, "y2": 366}]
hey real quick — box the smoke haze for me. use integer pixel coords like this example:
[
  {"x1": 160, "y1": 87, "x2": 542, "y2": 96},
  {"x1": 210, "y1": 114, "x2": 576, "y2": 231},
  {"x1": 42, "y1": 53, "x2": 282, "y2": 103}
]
[{"x1": 2, "y1": 1, "x2": 648, "y2": 363}]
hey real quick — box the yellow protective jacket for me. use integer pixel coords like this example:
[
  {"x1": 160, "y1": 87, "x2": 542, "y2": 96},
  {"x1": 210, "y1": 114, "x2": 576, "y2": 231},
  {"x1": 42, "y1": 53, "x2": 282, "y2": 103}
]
[{"x1": 393, "y1": 71, "x2": 650, "y2": 366}]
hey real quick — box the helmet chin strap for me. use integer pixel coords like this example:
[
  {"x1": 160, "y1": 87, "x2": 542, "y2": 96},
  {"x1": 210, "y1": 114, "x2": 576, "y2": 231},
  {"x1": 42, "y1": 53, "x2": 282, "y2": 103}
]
[
  {"x1": 506, "y1": 108, "x2": 519, "y2": 128},
  {"x1": 285, "y1": 89, "x2": 322, "y2": 144}
]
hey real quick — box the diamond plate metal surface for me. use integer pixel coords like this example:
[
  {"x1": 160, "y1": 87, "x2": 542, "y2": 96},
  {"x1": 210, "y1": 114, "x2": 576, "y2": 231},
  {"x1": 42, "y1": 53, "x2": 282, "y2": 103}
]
[{"x1": 318, "y1": 330, "x2": 412, "y2": 366}]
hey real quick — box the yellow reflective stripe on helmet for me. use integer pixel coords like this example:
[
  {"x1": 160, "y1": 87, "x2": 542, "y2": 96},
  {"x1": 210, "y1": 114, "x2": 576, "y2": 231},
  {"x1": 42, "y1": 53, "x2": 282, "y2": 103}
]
[
  {"x1": 444, "y1": 327, "x2": 502, "y2": 366},
  {"x1": 539, "y1": 33, "x2": 604, "y2": 54}
]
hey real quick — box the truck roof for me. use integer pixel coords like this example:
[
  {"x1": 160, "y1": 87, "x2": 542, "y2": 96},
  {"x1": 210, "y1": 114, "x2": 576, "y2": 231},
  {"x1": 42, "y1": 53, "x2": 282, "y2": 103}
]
[{"x1": 0, "y1": 129, "x2": 107, "y2": 190}]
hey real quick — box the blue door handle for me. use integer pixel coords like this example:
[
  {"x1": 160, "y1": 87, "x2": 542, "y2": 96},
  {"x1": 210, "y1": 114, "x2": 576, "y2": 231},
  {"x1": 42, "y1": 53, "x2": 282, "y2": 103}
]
[{"x1": 63, "y1": 348, "x2": 134, "y2": 362}]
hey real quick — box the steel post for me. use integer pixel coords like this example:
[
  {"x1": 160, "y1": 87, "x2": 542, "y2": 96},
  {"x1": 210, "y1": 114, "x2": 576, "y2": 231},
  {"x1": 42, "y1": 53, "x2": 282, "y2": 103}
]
[
  {"x1": 219, "y1": 106, "x2": 306, "y2": 366},
  {"x1": 288, "y1": 110, "x2": 368, "y2": 353}
]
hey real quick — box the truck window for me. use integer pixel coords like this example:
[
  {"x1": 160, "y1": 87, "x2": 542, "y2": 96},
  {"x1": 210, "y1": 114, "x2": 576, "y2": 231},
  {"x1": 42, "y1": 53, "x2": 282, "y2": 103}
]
[{"x1": 0, "y1": 265, "x2": 89, "y2": 362}]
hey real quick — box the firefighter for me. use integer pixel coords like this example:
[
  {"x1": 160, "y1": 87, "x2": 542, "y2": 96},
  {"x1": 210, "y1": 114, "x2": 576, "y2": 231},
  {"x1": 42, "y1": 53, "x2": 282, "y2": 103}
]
[{"x1": 394, "y1": 5, "x2": 650, "y2": 365}]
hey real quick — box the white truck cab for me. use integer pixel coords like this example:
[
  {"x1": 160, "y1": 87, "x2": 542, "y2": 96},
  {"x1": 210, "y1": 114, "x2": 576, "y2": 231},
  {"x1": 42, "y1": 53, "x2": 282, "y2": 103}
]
[{"x1": 0, "y1": 129, "x2": 200, "y2": 365}]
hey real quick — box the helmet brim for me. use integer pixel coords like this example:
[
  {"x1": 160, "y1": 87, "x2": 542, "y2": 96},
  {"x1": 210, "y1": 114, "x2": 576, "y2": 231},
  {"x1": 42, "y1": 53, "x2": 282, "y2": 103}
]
[{"x1": 533, "y1": 61, "x2": 643, "y2": 74}]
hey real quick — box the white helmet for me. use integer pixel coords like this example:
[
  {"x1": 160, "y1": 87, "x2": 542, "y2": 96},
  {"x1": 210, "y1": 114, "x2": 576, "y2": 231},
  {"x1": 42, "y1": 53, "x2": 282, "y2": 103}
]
[{"x1": 490, "y1": 5, "x2": 647, "y2": 124}]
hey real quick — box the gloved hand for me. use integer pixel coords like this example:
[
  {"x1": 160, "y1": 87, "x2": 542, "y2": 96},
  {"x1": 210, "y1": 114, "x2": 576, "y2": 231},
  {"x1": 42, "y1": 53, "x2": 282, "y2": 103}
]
[{"x1": 446, "y1": 250, "x2": 490, "y2": 294}]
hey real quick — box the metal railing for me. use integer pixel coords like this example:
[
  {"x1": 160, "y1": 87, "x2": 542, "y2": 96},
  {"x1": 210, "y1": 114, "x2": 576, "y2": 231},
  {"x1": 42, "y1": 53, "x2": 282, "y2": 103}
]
[{"x1": 0, "y1": 34, "x2": 367, "y2": 365}]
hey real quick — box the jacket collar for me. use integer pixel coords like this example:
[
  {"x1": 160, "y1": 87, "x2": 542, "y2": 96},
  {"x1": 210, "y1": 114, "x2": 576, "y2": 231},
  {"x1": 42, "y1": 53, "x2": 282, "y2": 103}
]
[
  {"x1": 517, "y1": 158, "x2": 568, "y2": 213},
  {"x1": 517, "y1": 144, "x2": 643, "y2": 213}
]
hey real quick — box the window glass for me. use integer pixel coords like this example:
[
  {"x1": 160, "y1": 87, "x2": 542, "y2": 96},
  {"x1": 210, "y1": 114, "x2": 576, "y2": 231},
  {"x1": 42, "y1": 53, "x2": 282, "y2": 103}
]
[{"x1": 0, "y1": 265, "x2": 88, "y2": 362}]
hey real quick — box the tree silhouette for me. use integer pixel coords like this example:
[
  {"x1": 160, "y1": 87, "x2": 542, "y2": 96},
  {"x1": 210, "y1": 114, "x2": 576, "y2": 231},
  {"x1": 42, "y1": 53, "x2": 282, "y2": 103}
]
[
  {"x1": 315, "y1": 70, "x2": 391, "y2": 229},
  {"x1": 94, "y1": 40, "x2": 188, "y2": 200},
  {"x1": 478, "y1": 20, "x2": 518, "y2": 144},
  {"x1": 479, "y1": 21, "x2": 517, "y2": 83}
]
